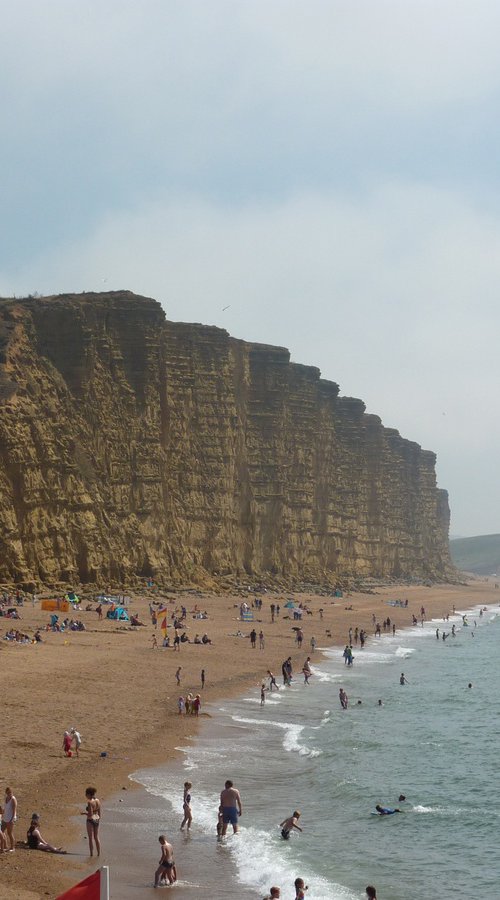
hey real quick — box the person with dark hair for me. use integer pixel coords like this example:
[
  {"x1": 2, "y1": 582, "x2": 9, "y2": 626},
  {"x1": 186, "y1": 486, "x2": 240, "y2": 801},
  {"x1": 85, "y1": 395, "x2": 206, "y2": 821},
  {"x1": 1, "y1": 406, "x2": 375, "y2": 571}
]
[
  {"x1": 366, "y1": 887, "x2": 377, "y2": 899},
  {"x1": 280, "y1": 810, "x2": 302, "y2": 840},
  {"x1": 81, "y1": 786, "x2": 101, "y2": 857},
  {"x1": 154, "y1": 834, "x2": 177, "y2": 886},
  {"x1": 294, "y1": 877, "x2": 308, "y2": 899},
  {"x1": 220, "y1": 780, "x2": 242, "y2": 836},
  {"x1": 27, "y1": 814, "x2": 66, "y2": 853}
]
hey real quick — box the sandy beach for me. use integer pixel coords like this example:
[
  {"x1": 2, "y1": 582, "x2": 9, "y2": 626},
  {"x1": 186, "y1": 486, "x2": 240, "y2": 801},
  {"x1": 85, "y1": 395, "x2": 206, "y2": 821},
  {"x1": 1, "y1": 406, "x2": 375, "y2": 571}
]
[{"x1": 0, "y1": 577, "x2": 495, "y2": 898}]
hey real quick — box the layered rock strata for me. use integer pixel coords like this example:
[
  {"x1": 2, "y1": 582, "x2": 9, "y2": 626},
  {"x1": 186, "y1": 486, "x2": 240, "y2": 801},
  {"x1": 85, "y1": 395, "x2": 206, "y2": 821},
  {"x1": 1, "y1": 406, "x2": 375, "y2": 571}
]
[{"x1": 0, "y1": 291, "x2": 452, "y2": 584}]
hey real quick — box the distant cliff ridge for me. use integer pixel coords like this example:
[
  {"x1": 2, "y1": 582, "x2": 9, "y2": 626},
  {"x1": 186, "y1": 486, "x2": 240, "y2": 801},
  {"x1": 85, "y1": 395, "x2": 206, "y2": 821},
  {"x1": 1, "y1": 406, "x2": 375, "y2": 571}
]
[{"x1": 0, "y1": 291, "x2": 453, "y2": 585}]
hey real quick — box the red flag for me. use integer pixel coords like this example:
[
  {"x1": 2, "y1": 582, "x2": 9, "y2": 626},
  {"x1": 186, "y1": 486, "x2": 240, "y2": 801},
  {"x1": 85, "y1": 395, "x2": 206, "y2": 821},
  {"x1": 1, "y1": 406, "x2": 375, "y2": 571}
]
[
  {"x1": 160, "y1": 616, "x2": 168, "y2": 632},
  {"x1": 56, "y1": 868, "x2": 107, "y2": 900}
]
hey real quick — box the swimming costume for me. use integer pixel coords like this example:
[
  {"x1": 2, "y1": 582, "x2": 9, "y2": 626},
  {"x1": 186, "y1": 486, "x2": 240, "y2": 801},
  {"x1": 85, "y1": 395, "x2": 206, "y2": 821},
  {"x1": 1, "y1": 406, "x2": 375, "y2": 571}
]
[
  {"x1": 281, "y1": 828, "x2": 290, "y2": 840},
  {"x1": 222, "y1": 807, "x2": 238, "y2": 826}
]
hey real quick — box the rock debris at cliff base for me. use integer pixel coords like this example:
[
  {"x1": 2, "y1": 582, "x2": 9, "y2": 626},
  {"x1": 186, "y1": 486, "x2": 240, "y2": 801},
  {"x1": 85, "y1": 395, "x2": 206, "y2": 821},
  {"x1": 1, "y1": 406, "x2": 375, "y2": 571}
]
[{"x1": 0, "y1": 291, "x2": 454, "y2": 585}]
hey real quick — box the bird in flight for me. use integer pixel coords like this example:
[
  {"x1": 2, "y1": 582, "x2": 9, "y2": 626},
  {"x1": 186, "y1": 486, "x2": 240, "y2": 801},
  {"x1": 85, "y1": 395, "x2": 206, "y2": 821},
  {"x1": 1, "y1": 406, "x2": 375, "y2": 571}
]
[{"x1": 222, "y1": 305, "x2": 231, "y2": 311}]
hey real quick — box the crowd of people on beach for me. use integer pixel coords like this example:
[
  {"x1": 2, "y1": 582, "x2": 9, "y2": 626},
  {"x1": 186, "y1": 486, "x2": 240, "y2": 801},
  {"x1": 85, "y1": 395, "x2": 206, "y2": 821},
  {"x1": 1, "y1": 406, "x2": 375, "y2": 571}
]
[{"x1": 5, "y1": 583, "x2": 480, "y2": 898}]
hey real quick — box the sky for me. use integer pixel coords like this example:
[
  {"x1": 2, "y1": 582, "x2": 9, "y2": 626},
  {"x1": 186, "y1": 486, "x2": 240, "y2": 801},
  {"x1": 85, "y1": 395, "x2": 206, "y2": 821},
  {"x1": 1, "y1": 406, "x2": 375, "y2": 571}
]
[{"x1": 1, "y1": 0, "x2": 499, "y2": 537}]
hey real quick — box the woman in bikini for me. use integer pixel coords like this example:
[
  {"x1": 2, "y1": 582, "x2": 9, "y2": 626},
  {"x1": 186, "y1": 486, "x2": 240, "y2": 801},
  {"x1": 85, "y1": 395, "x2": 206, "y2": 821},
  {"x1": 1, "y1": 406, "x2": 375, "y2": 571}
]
[
  {"x1": 81, "y1": 786, "x2": 101, "y2": 857},
  {"x1": 180, "y1": 781, "x2": 193, "y2": 831}
]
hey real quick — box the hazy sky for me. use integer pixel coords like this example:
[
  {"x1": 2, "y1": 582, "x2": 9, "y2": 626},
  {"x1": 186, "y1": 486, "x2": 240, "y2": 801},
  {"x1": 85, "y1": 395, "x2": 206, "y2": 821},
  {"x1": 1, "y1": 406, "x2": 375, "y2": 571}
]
[{"x1": 1, "y1": 1, "x2": 499, "y2": 536}]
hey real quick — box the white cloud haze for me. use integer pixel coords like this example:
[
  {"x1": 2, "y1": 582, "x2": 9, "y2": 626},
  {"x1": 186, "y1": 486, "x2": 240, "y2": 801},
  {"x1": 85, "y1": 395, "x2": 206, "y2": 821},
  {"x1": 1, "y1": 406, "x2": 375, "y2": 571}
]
[{"x1": 2, "y1": 0, "x2": 500, "y2": 535}]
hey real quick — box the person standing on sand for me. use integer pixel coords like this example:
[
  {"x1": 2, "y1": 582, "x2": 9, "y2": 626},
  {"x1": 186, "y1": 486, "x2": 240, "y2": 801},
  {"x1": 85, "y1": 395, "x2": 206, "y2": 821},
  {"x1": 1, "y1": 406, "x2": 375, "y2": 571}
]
[
  {"x1": 220, "y1": 779, "x2": 242, "y2": 836},
  {"x1": 1, "y1": 787, "x2": 17, "y2": 851},
  {"x1": 63, "y1": 730, "x2": 72, "y2": 756},
  {"x1": 310, "y1": 636, "x2": 316, "y2": 653},
  {"x1": 81, "y1": 786, "x2": 101, "y2": 857},
  {"x1": 259, "y1": 630, "x2": 265, "y2": 649},
  {"x1": 154, "y1": 834, "x2": 177, "y2": 886},
  {"x1": 250, "y1": 628, "x2": 257, "y2": 649},
  {"x1": 180, "y1": 781, "x2": 193, "y2": 830},
  {"x1": 201, "y1": 668, "x2": 205, "y2": 689},
  {"x1": 176, "y1": 666, "x2": 182, "y2": 685},
  {"x1": 71, "y1": 728, "x2": 82, "y2": 757}
]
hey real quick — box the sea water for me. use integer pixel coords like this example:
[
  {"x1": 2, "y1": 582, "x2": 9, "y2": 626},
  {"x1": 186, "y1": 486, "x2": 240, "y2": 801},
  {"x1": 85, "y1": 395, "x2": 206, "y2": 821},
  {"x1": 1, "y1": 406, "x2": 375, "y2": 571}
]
[{"x1": 110, "y1": 603, "x2": 499, "y2": 899}]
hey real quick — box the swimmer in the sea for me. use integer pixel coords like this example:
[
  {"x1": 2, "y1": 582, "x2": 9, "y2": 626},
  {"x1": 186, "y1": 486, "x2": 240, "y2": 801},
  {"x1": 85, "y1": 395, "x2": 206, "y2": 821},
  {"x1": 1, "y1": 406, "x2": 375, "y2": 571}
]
[
  {"x1": 279, "y1": 810, "x2": 302, "y2": 840},
  {"x1": 399, "y1": 673, "x2": 409, "y2": 685},
  {"x1": 375, "y1": 804, "x2": 400, "y2": 815}
]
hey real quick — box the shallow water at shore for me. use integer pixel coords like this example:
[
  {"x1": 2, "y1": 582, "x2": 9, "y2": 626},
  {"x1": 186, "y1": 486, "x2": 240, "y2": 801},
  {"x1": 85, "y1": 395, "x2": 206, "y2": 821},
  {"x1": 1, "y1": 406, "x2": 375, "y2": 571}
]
[{"x1": 96, "y1": 600, "x2": 500, "y2": 899}]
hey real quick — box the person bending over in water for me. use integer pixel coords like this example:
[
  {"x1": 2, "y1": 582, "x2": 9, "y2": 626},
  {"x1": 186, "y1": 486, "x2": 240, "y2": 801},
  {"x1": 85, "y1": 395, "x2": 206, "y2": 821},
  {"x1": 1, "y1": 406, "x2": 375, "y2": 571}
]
[
  {"x1": 154, "y1": 834, "x2": 177, "y2": 887},
  {"x1": 375, "y1": 804, "x2": 400, "y2": 815},
  {"x1": 280, "y1": 810, "x2": 302, "y2": 839}
]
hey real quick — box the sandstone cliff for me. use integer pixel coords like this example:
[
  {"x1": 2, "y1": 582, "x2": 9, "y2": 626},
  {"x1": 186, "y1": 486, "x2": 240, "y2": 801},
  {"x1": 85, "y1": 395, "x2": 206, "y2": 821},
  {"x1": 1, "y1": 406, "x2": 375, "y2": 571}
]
[{"x1": 0, "y1": 291, "x2": 453, "y2": 585}]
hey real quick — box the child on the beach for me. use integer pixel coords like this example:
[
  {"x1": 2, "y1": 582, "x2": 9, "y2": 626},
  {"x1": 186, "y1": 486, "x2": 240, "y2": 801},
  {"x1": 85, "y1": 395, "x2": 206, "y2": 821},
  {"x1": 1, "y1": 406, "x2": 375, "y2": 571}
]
[
  {"x1": 216, "y1": 807, "x2": 224, "y2": 840},
  {"x1": 180, "y1": 781, "x2": 193, "y2": 830},
  {"x1": 260, "y1": 683, "x2": 266, "y2": 705},
  {"x1": 63, "y1": 731, "x2": 72, "y2": 756},
  {"x1": 71, "y1": 728, "x2": 82, "y2": 757},
  {"x1": 177, "y1": 696, "x2": 185, "y2": 715}
]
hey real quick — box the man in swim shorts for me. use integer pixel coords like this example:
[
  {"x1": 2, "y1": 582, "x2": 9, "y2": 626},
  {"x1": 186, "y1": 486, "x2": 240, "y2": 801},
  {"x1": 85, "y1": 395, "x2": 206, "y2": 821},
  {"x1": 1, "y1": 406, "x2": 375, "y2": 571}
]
[
  {"x1": 375, "y1": 804, "x2": 400, "y2": 815},
  {"x1": 279, "y1": 810, "x2": 302, "y2": 839},
  {"x1": 154, "y1": 834, "x2": 177, "y2": 887},
  {"x1": 220, "y1": 779, "x2": 242, "y2": 836}
]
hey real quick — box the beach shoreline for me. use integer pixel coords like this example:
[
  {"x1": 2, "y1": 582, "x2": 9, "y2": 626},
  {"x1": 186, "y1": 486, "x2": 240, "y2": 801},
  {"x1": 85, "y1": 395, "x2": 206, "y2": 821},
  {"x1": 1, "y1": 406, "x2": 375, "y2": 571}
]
[{"x1": 0, "y1": 578, "x2": 495, "y2": 898}]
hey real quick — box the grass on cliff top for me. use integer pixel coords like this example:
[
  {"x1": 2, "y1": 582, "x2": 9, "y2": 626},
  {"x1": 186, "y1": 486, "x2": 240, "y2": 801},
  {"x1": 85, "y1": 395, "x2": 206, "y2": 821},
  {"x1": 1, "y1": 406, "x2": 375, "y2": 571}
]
[{"x1": 450, "y1": 533, "x2": 500, "y2": 575}]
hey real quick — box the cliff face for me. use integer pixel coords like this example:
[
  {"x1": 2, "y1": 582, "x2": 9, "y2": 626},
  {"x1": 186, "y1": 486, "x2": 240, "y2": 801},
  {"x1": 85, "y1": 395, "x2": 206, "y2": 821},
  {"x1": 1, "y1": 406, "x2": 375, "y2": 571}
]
[{"x1": 0, "y1": 291, "x2": 453, "y2": 585}]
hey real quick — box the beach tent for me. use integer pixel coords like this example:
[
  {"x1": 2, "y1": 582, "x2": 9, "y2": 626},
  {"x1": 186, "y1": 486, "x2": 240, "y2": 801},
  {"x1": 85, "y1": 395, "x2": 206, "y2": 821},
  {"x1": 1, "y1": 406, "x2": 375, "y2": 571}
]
[
  {"x1": 106, "y1": 606, "x2": 129, "y2": 621},
  {"x1": 41, "y1": 599, "x2": 69, "y2": 612},
  {"x1": 284, "y1": 600, "x2": 296, "y2": 609},
  {"x1": 66, "y1": 591, "x2": 80, "y2": 604}
]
